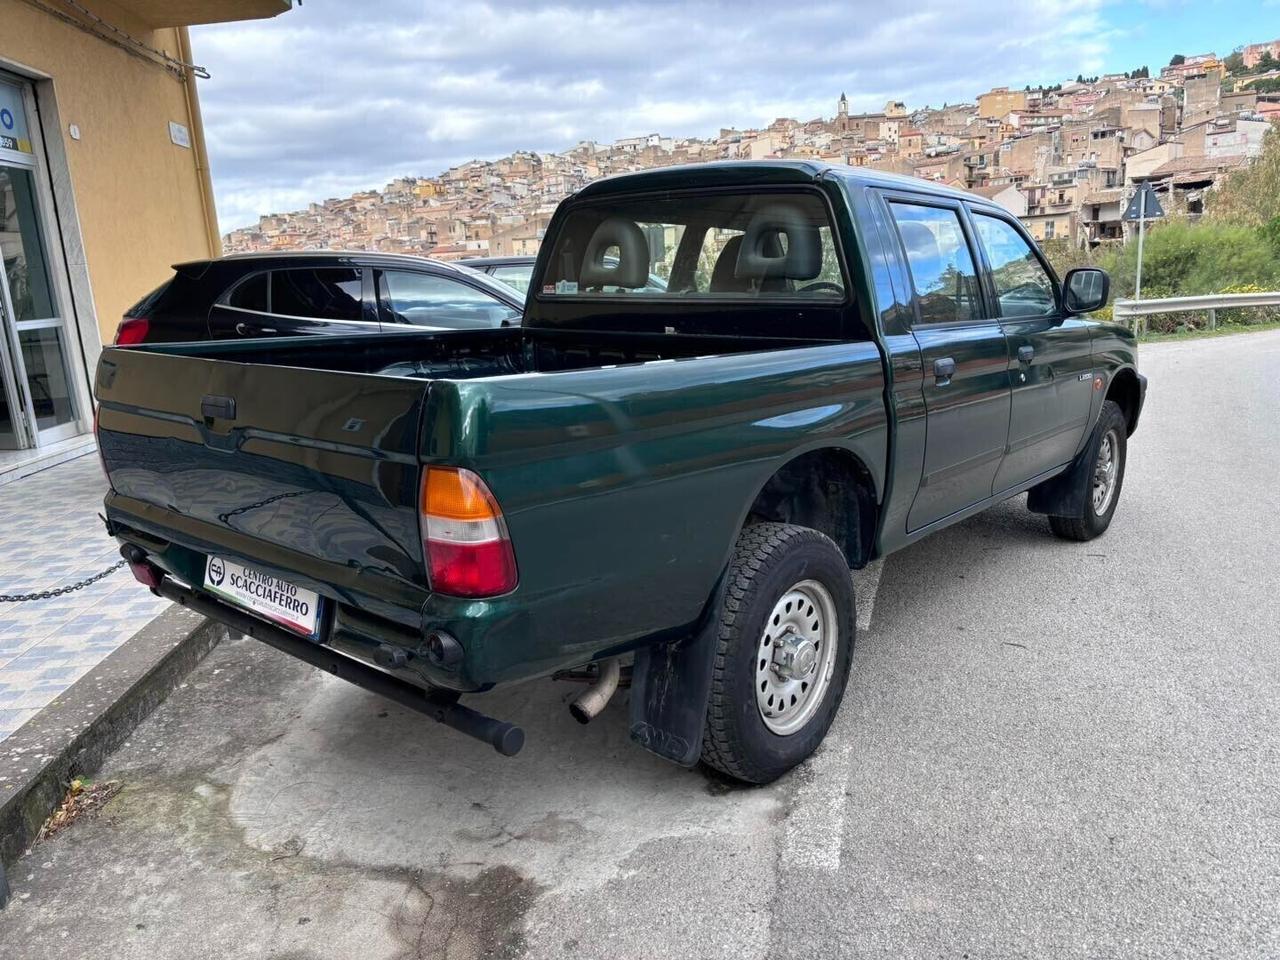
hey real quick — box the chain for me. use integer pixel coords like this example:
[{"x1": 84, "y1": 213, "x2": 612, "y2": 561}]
[{"x1": 0, "y1": 559, "x2": 128, "y2": 603}]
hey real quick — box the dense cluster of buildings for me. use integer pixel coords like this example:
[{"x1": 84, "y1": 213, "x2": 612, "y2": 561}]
[{"x1": 224, "y1": 41, "x2": 1280, "y2": 259}]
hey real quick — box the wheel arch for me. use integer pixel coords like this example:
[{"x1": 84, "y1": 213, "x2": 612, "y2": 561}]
[
  {"x1": 1106, "y1": 366, "x2": 1142, "y2": 436},
  {"x1": 741, "y1": 446, "x2": 879, "y2": 570}
]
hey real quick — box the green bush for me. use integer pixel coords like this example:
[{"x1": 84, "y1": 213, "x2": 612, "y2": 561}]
[{"x1": 1102, "y1": 219, "x2": 1280, "y2": 303}]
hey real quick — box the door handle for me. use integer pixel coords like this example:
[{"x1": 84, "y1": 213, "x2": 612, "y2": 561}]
[
  {"x1": 933, "y1": 357, "x2": 957, "y2": 385},
  {"x1": 1018, "y1": 345, "x2": 1035, "y2": 365},
  {"x1": 234, "y1": 322, "x2": 254, "y2": 337}
]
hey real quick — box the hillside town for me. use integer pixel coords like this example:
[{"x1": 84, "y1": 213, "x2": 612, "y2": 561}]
[{"x1": 223, "y1": 39, "x2": 1280, "y2": 260}]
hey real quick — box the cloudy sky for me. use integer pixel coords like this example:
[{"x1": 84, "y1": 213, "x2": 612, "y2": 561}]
[{"x1": 191, "y1": 0, "x2": 1272, "y2": 232}]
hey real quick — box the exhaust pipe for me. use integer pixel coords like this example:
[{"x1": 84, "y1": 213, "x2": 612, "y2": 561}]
[{"x1": 569, "y1": 657, "x2": 621, "y2": 724}]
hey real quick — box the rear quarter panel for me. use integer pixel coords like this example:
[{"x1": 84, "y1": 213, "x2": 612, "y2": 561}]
[{"x1": 425, "y1": 342, "x2": 888, "y2": 684}]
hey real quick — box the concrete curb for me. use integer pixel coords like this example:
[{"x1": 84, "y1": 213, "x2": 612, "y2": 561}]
[{"x1": 0, "y1": 605, "x2": 227, "y2": 877}]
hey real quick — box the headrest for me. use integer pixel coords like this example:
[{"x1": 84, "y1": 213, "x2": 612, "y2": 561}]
[
  {"x1": 735, "y1": 203, "x2": 822, "y2": 281},
  {"x1": 896, "y1": 220, "x2": 940, "y2": 266},
  {"x1": 579, "y1": 217, "x2": 650, "y2": 289}
]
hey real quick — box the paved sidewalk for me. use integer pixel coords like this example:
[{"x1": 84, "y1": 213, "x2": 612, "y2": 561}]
[{"x1": 0, "y1": 453, "x2": 170, "y2": 741}]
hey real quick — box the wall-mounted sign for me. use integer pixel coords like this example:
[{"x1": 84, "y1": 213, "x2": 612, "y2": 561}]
[
  {"x1": 0, "y1": 80, "x2": 33, "y2": 154},
  {"x1": 168, "y1": 120, "x2": 191, "y2": 149}
]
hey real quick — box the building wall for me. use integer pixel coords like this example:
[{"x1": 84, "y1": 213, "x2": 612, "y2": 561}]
[
  {"x1": 1, "y1": 0, "x2": 218, "y2": 349},
  {"x1": 1242, "y1": 40, "x2": 1280, "y2": 69},
  {"x1": 977, "y1": 88, "x2": 1028, "y2": 120}
]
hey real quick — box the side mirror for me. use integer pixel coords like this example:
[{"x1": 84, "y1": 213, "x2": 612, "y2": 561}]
[{"x1": 1063, "y1": 267, "x2": 1110, "y2": 315}]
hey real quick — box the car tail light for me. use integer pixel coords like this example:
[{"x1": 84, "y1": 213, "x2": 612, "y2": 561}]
[
  {"x1": 420, "y1": 466, "x2": 517, "y2": 598},
  {"x1": 114, "y1": 316, "x2": 150, "y2": 346}
]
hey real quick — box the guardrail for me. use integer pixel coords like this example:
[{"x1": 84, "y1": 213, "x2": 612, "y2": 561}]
[{"x1": 1113, "y1": 292, "x2": 1280, "y2": 335}]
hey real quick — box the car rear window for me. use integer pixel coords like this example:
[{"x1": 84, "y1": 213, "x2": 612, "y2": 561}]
[
  {"x1": 539, "y1": 190, "x2": 844, "y2": 301},
  {"x1": 124, "y1": 278, "x2": 174, "y2": 318}
]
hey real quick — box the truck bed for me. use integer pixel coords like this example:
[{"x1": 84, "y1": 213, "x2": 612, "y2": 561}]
[{"x1": 97, "y1": 325, "x2": 889, "y2": 691}]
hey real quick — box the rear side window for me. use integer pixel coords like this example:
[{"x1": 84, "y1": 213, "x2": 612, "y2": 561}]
[
  {"x1": 888, "y1": 202, "x2": 982, "y2": 325},
  {"x1": 270, "y1": 268, "x2": 363, "y2": 322},
  {"x1": 228, "y1": 272, "x2": 268, "y2": 311},
  {"x1": 539, "y1": 190, "x2": 844, "y2": 300}
]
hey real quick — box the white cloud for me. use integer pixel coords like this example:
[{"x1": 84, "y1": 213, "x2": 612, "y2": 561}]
[{"x1": 192, "y1": 0, "x2": 1112, "y2": 230}]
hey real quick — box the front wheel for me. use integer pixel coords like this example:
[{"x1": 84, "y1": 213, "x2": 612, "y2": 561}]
[
  {"x1": 701, "y1": 523, "x2": 855, "y2": 784},
  {"x1": 1049, "y1": 399, "x2": 1128, "y2": 542}
]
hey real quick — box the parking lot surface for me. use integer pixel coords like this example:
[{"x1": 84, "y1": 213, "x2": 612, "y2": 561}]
[{"x1": 2, "y1": 331, "x2": 1278, "y2": 959}]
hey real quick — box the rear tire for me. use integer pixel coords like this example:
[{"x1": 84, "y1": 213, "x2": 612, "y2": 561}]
[
  {"x1": 1049, "y1": 400, "x2": 1128, "y2": 542},
  {"x1": 701, "y1": 523, "x2": 855, "y2": 785}
]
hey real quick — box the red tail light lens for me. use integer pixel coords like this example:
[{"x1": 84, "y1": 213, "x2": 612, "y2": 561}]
[
  {"x1": 114, "y1": 316, "x2": 150, "y2": 346},
  {"x1": 420, "y1": 467, "x2": 517, "y2": 597}
]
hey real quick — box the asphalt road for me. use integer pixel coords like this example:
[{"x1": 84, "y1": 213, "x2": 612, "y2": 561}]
[{"x1": 3, "y1": 330, "x2": 1278, "y2": 959}]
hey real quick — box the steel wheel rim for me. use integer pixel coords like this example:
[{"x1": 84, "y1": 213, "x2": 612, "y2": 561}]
[
  {"x1": 755, "y1": 579, "x2": 839, "y2": 736},
  {"x1": 1092, "y1": 428, "x2": 1120, "y2": 515}
]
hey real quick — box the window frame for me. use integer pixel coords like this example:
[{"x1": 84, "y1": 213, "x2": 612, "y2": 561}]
[
  {"x1": 373, "y1": 266, "x2": 521, "y2": 328},
  {"x1": 531, "y1": 184, "x2": 853, "y2": 307},
  {"x1": 965, "y1": 205, "x2": 1062, "y2": 321},
  {"x1": 879, "y1": 191, "x2": 992, "y2": 330}
]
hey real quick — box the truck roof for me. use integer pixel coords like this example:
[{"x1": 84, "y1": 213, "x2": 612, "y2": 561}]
[{"x1": 573, "y1": 159, "x2": 990, "y2": 208}]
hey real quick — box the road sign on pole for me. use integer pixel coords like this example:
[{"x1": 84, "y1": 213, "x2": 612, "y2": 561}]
[
  {"x1": 1125, "y1": 182, "x2": 1165, "y2": 305},
  {"x1": 1123, "y1": 181, "x2": 1165, "y2": 223}
]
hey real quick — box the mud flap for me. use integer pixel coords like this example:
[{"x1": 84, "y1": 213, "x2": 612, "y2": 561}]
[
  {"x1": 629, "y1": 578, "x2": 726, "y2": 767},
  {"x1": 1027, "y1": 432, "x2": 1094, "y2": 517}
]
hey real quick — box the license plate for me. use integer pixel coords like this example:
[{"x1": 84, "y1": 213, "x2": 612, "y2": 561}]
[{"x1": 204, "y1": 555, "x2": 322, "y2": 639}]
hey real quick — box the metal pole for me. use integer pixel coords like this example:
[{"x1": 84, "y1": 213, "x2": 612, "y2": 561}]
[{"x1": 1135, "y1": 187, "x2": 1147, "y2": 302}]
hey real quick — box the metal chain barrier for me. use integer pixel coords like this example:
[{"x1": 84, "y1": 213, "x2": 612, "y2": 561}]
[{"x1": 0, "y1": 559, "x2": 128, "y2": 603}]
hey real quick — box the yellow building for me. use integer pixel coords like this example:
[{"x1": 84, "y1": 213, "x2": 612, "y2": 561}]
[
  {"x1": 977, "y1": 86, "x2": 1028, "y2": 120},
  {"x1": 0, "y1": 0, "x2": 291, "y2": 475}
]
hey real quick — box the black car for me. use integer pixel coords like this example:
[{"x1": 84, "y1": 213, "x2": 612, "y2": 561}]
[{"x1": 116, "y1": 251, "x2": 524, "y2": 345}]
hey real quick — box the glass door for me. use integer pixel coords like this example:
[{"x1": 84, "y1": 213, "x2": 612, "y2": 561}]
[{"x1": 0, "y1": 78, "x2": 81, "y2": 449}]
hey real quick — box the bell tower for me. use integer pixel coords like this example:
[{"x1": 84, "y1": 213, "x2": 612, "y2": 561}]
[{"x1": 838, "y1": 91, "x2": 849, "y2": 131}]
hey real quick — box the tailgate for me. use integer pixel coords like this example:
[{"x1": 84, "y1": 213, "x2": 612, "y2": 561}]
[{"x1": 95, "y1": 346, "x2": 431, "y2": 622}]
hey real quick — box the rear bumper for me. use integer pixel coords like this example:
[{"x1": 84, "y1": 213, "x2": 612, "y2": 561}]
[
  {"x1": 148, "y1": 572, "x2": 523, "y2": 755},
  {"x1": 104, "y1": 497, "x2": 483, "y2": 691}
]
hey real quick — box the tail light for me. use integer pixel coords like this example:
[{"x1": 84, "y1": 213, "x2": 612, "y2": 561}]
[
  {"x1": 114, "y1": 316, "x2": 150, "y2": 346},
  {"x1": 420, "y1": 466, "x2": 517, "y2": 598}
]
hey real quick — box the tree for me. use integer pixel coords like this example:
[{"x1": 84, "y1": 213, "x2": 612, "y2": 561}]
[
  {"x1": 1169, "y1": 54, "x2": 1186, "y2": 66},
  {"x1": 1223, "y1": 51, "x2": 1244, "y2": 74},
  {"x1": 1077, "y1": 73, "x2": 1085, "y2": 84},
  {"x1": 1259, "y1": 51, "x2": 1278, "y2": 73}
]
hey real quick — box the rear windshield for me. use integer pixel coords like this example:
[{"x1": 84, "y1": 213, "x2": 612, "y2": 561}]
[
  {"x1": 125, "y1": 278, "x2": 174, "y2": 318},
  {"x1": 539, "y1": 190, "x2": 844, "y2": 301}
]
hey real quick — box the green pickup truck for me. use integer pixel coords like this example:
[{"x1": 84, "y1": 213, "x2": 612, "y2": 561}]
[{"x1": 98, "y1": 161, "x2": 1145, "y2": 784}]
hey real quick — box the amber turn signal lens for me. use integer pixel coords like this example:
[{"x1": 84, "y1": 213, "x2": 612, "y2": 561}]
[{"x1": 423, "y1": 466, "x2": 501, "y2": 521}]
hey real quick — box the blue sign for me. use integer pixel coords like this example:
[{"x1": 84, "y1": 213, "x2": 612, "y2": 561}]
[{"x1": 0, "y1": 82, "x2": 30, "y2": 153}]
